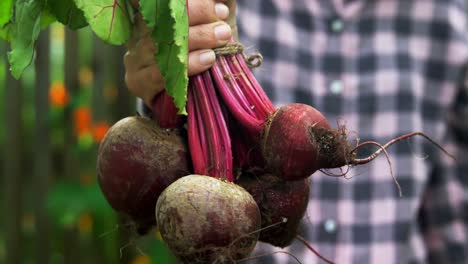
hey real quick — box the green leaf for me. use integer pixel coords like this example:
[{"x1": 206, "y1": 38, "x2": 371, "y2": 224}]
[
  {"x1": 46, "y1": 0, "x2": 87, "y2": 30},
  {"x1": 0, "y1": 24, "x2": 13, "y2": 41},
  {"x1": 40, "y1": 7, "x2": 57, "y2": 29},
  {"x1": 7, "y1": 0, "x2": 43, "y2": 79},
  {"x1": 140, "y1": 0, "x2": 189, "y2": 114},
  {"x1": 0, "y1": 0, "x2": 14, "y2": 28},
  {"x1": 74, "y1": 0, "x2": 131, "y2": 45}
]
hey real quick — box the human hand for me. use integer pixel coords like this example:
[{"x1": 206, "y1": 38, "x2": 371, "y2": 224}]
[{"x1": 124, "y1": 0, "x2": 236, "y2": 107}]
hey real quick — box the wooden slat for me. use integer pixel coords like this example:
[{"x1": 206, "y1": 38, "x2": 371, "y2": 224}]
[
  {"x1": 34, "y1": 29, "x2": 51, "y2": 264},
  {"x1": 63, "y1": 27, "x2": 80, "y2": 264},
  {"x1": 3, "y1": 44, "x2": 23, "y2": 264},
  {"x1": 92, "y1": 36, "x2": 107, "y2": 121}
]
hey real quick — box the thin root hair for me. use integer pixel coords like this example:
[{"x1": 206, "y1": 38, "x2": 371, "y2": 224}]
[
  {"x1": 228, "y1": 218, "x2": 289, "y2": 249},
  {"x1": 350, "y1": 141, "x2": 402, "y2": 197},
  {"x1": 405, "y1": 138, "x2": 430, "y2": 160},
  {"x1": 237, "y1": 250, "x2": 303, "y2": 264},
  {"x1": 319, "y1": 165, "x2": 352, "y2": 178},
  {"x1": 295, "y1": 235, "x2": 335, "y2": 264},
  {"x1": 119, "y1": 236, "x2": 147, "y2": 259},
  {"x1": 99, "y1": 224, "x2": 120, "y2": 238},
  {"x1": 350, "y1": 132, "x2": 455, "y2": 163},
  {"x1": 348, "y1": 131, "x2": 456, "y2": 197}
]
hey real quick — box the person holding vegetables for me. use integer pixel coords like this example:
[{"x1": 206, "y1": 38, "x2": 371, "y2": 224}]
[{"x1": 124, "y1": 0, "x2": 467, "y2": 263}]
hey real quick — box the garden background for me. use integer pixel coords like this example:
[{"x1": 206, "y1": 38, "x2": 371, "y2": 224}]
[{"x1": 0, "y1": 24, "x2": 174, "y2": 264}]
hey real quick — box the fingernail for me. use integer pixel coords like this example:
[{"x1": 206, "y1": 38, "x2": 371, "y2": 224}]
[
  {"x1": 199, "y1": 50, "x2": 216, "y2": 65},
  {"x1": 214, "y1": 24, "x2": 232, "y2": 41},
  {"x1": 215, "y1": 3, "x2": 229, "y2": 20}
]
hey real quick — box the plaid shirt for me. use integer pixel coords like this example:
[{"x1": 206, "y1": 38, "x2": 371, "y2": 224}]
[{"x1": 234, "y1": 0, "x2": 468, "y2": 263}]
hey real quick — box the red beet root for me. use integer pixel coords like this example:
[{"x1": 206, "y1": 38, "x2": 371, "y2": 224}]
[
  {"x1": 97, "y1": 116, "x2": 189, "y2": 234},
  {"x1": 238, "y1": 173, "x2": 310, "y2": 248},
  {"x1": 156, "y1": 175, "x2": 261, "y2": 263},
  {"x1": 261, "y1": 103, "x2": 351, "y2": 181}
]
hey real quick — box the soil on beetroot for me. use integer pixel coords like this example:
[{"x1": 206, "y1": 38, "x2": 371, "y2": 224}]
[
  {"x1": 238, "y1": 173, "x2": 310, "y2": 248},
  {"x1": 97, "y1": 116, "x2": 190, "y2": 234},
  {"x1": 156, "y1": 175, "x2": 261, "y2": 264}
]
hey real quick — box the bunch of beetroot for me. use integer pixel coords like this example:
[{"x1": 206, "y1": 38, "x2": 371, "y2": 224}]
[{"x1": 97, "y1": 34, "x2": 453, "y2": 264}]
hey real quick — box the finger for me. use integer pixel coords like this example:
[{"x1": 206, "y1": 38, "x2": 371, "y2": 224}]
[
  {"x1": 133, "y1": 36, "x2": 157, "y2": 68},
  {"x1": 214, "y1": 2, "x2": 230, "y2": 20},
  {"x1": 188, "y1": 49, "x2": 216, "y2": 76},
  {"x1": 125, "y1": 13, "x2": 150, "y2": 49},
  {"x1": 188, "y1": 22, "x2": 232, "y2": 51},
  {"x1": 188, "y1": 0, "x2": 229, "y2": 25},
  {"x1": 125, "y1": 64, "x2": 165, "y2": 106},
  {"x1": 124, "y1": 35, "x2": 158, "y2": 75},
  {"x1": 123, "y1": 50, "x2": 138, "y2": 72}
]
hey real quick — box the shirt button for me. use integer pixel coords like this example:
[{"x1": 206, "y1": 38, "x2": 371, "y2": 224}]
[
  {"x1": 330, "y1": 80, "x2": 343, "y2": 94},
  {"x1": 331, "y1": 18, "x2": 344, "y2": 33},
  {"x1": 324, "y1": 219, "x2": 337, "y2": 233}
]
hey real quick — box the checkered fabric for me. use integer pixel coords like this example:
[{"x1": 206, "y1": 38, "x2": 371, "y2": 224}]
[{"x1": 233, "y1": 0, "x2": 468, "y2": 263}]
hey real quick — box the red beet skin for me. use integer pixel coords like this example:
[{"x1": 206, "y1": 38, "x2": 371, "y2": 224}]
[
  {"x1": 261, "y1": 103, "x2": 351, "y2": 181},
  {"x1": 156, "y1": 175, "x2": 261, "y2": 263},
  {"x1": 261, "y1": 104, "x2": 330, "y2": 180},
  {"x1": 238, "y1": 173, "x2": 310, "y2": 248},
  {"x1": 97, "y1": 116, "x2": 189, "y2": 234}
]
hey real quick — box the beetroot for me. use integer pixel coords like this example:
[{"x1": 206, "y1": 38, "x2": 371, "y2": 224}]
[
  {"x1": 210, "y1": 54, "x2": 453, "y2": 184},
  {"x1": 238, "y1": 173, "x2": 310, "y2": 248},
  {"x1": 210, "y1": 56, "x2": 354, "y2": 181},
  {"x1": 156, "y1": 175, "x2": 261, "y2": 263},
  {"x1": 261, "y1": 103, "x2": 351, "y2": 181},
  {"x1": 97, "y1": 116, "x2": 189, "y2": 234}
]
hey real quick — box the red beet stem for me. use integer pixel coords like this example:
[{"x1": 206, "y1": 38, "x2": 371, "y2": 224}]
[
  {"x1": 226, "y1": 55, "x2": 268, "y2": 119},
  {"x1": 211, "y1": 59, "x2": 264, "y2": 134},
  {"x1": 187, "y1": 85, "x2": 207, "y2": 175},
  {"x1": 151, "y1": 91, "x2": 184, "y2": 128},
  {"x1": 234, "y1": 53, "x2": 275, "y2": 113},
  {"x1": 219, "y1": 56, "x2": 258, "y2": 117},
  {"x1": 202, "y1": 71, "x2": 233, "y2": 180},
  {"x1": 211, "y1": 48, "x2": 275, "y2": 136},
  {"x1": 188, "y1": 73, "x2": 233, "y2": 182},
  {"x1": 193, "y1": 75, "x2": 222, "y2": 176}
]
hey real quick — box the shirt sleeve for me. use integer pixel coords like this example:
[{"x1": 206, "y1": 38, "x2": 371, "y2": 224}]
[{"x1": 419, "y1": 63, "x2": 468, "y2": 264}]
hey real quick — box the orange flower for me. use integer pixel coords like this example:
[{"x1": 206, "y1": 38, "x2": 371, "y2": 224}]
[
  {"x1": 77, "y1": 213, "x2": 93, "y2": 234},
  {"x1": 130, "y1": 255, "x2": 150, "y2": 264},
  {"x1": 92, "y1": 122, "x2": 111, "y2": 143},
  {"x1": 73, "y1": 107, "x2": 92, "y2": 136},
  {"x1": 80, "y1": 174, "x2": 94, "y2": 186},
  {"x1": 49, "y1": 82, "x2": 69, "y2": 107}
]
